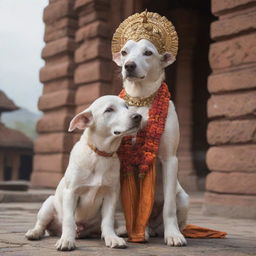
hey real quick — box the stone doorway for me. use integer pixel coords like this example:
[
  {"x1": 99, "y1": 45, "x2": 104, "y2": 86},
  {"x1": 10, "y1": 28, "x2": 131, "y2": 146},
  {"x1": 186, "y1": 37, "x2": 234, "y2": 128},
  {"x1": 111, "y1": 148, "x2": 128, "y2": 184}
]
[{"x1": 142, "y1": 0, "x2": 214, "y2": 191}]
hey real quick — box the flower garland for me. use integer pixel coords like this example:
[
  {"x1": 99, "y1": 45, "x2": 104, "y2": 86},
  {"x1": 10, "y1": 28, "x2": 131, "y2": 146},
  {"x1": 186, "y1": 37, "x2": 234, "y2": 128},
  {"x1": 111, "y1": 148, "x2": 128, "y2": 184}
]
[{"x1": 118, "y1": 82, "x2": 170, "y2": 175}]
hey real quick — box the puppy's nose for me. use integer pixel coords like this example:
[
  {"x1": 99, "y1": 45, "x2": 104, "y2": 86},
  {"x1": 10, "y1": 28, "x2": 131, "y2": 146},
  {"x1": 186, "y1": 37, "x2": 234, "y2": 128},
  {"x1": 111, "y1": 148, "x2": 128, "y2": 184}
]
[
  {"x1": 131, "y1": 113, "x2": 142, "y2": 123},
  {"x1": 125, "y1": 61, "x2": 136, "y2": 72}
]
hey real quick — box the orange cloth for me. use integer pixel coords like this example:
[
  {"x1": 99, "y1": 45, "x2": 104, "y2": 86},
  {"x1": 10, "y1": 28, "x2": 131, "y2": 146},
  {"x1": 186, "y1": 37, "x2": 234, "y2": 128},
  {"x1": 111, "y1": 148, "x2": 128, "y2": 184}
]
[
  {"x1": 121, "y1": 163, "x2": 156, "y2": 242},
  {"x1": 118, "y1": 83, "x2": 170, "y2": 242},
  {"x1": 182, "y1": 224, "x2": 227, "y2": 238}
]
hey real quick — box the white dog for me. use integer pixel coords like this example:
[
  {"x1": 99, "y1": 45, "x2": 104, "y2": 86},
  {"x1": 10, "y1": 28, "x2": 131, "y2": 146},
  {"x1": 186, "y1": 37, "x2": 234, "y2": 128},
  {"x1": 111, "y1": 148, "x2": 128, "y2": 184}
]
[
  {"x1": 25, "y1": 95, "x2": 142, "y2": 250},
  {"x1": 113, "y1": 39, "x2": 190, "y2": 246}
]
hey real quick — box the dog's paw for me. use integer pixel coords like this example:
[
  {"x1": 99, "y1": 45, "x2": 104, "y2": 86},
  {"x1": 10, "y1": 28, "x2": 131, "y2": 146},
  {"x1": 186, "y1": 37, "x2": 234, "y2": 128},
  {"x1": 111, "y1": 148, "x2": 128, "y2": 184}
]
[
  {"x1": 55, "y1": 237, "x2": 76, "y2": 251},
  {"x1": 104, "y1": 236, "x2": 127, "y2": 249},
  {"x1": 164, "y1": 232, "x2": 187, "y2": 247},
  {"x1": 25, "y1": 229, "x2": 44, "y2": 240}
]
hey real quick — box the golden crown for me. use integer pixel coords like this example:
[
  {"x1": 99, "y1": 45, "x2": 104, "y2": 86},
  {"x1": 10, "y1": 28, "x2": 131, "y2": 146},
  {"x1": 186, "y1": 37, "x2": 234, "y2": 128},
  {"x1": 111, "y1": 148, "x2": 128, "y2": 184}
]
[{"x1": 112, "y1": 10, "x2": 178, "y2": 56}]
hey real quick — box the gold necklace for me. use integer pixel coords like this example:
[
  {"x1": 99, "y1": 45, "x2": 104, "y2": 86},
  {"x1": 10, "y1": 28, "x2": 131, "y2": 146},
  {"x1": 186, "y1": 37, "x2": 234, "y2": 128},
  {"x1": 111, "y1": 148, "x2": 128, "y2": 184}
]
[{"x1": 123, "y1": 91, "x2": 157, "y2": 107}]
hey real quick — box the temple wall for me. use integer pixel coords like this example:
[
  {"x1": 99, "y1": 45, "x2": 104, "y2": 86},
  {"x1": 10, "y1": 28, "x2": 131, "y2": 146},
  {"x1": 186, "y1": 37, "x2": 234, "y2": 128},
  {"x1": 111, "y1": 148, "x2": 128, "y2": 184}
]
[
  {"x1": 32, "y1": 0, "x2": 256, "y2": 220},
  {"x1": 203, "y1": 0, "x2": 256, "y2": 218}
]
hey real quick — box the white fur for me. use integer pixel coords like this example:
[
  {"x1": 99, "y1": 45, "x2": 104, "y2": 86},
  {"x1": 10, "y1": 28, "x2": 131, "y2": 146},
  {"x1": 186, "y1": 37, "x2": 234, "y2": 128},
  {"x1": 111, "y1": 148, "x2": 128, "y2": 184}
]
[
  {"x1": 113, "y1": 39, "x2": 190, "y2": 246},
  {"x1": 25, "y1": 96, "x2": 141, "y2": 251}
]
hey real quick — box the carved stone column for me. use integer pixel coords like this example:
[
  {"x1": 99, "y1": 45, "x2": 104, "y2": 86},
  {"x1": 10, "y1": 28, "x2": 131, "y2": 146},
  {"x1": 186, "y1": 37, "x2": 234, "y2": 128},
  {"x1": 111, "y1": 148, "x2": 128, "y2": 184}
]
[
  {"x1": 73, "y1": 0, "x2": 113, "y2": 144},
  {"x1": 31, "y1": 0, "x2": 78, "y2": 188}
]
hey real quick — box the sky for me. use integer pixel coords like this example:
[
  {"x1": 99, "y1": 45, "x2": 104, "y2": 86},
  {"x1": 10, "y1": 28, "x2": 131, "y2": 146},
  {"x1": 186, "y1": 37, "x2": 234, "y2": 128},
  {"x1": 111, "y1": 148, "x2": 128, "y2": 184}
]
[{"x1": 0, "y1": 0, "x2": 48, "y2": 114}]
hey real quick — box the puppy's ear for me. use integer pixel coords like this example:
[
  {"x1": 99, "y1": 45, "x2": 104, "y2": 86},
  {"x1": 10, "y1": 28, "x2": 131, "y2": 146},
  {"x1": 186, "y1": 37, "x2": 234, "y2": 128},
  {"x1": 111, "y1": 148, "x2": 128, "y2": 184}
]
[
  {"x1": 112, "y1": 52, "x2": 122, "y2": 66},
  {"x1": 68, "y1": 109, "x2": 93, "y2": 132},
  {"x1": 161, "y1": 52, "x2": 176, "y2": 68}
]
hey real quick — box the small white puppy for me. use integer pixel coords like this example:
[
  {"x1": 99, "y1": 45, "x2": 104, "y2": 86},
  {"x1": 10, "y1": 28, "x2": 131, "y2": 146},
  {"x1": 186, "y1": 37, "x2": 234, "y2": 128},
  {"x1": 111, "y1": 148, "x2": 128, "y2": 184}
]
[
  {"x1": 113, "y1": 39, "x2": 190, "y2": 246},
  {"x1": 25, "y1": 95, "x2": 142, "y2": 251}
]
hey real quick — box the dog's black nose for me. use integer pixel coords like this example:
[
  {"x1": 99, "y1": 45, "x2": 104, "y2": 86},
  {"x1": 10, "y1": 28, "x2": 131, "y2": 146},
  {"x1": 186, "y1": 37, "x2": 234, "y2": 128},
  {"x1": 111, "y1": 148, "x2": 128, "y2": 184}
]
[
  {"x1": 125, "y1": 61, "x2": 136, "y2": 72},
  {"x1": 131, "y1": 113, "x2": 142, "y2": 123}
]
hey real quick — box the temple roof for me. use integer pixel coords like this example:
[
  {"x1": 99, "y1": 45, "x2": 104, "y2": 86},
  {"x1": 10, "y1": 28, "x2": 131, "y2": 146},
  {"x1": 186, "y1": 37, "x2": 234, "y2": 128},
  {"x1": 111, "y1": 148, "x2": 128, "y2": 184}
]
[
  {"x1": 0, "y1": 90, "x2": 19, "y2": 112},
  {"x1": 0, "y1": 122, "x2": 33, "y2": 149}
]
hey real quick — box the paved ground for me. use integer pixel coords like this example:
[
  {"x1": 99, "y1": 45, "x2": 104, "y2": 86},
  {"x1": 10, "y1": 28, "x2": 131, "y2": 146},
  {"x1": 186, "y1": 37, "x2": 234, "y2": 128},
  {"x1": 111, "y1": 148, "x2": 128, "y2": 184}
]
[{"x1": 0, "y1": 193, "x2": 255, "y2": 256}]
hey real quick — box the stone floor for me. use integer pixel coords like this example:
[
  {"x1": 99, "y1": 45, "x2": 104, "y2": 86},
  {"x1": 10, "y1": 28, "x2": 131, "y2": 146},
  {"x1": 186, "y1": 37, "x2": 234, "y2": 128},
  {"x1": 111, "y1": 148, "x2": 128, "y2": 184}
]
[{"x1": 0, "y1": 193, "x2": 255, "y2": 256}]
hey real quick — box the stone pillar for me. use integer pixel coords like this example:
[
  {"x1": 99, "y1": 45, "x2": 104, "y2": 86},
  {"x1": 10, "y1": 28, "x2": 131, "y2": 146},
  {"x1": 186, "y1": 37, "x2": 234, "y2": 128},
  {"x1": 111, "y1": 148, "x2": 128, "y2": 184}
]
[
  {"x1": 173, "y1": 9, "x2": 199, "y2": 191},
  {"x1": 73, "y1": 0, "x2": 113, "y2": 143},
  {"x1": 203, "y1": 0, "x2": 256, "y2": 218},
  {"x1": 31, "y1": 0, "x2": 78, "y2": 188}
]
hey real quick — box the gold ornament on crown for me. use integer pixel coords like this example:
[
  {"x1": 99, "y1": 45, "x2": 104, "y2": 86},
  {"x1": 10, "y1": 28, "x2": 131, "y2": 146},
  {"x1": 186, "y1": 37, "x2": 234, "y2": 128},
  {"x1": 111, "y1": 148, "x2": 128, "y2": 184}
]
[{"x1": 112, "y1": 10, "x2": 178, "y2": 56}]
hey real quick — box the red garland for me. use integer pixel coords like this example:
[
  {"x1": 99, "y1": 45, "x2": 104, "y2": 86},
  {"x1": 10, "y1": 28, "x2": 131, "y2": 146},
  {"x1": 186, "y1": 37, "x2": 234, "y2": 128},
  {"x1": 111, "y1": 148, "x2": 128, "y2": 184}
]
[{"x1": 118, "y1": 82, "x2": 170, "y2": 174}]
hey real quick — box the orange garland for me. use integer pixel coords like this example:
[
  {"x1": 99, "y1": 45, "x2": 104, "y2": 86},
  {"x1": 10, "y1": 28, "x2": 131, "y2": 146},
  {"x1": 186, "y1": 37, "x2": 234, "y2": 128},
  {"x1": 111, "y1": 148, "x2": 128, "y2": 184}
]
[
  {"x1": 118, "y1": 82, "x2": 170, "y2": 242},
  {"x1": 118, "y1": 84, "x2": 228, "y2": 242},
  {"x1": 118, "y1": 82, "x2": 170, "y2": 175}
]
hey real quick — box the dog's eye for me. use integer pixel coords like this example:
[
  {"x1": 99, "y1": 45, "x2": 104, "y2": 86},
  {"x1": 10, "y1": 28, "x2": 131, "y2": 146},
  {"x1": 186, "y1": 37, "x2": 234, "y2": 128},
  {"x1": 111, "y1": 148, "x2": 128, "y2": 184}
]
[
  {"x1": 124, "y1": 104, "x2": 129, "y2": 109},
  {"x1": 144, "y1": 50, "x2": 153, "y2": 56},
  {"x1": 104, "y1": 107, "x2": 114, "y2": 113},
  {"x1": 121, "y1": 50, "x2": 127, "y2": 56}
]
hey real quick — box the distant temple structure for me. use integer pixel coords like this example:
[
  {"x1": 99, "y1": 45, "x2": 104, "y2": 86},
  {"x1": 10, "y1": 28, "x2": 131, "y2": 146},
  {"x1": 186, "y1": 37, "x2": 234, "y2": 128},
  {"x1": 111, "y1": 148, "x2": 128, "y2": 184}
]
[
  {"x1": 32, "y1": 0, "x2": 256, "y2": 218},
  {"x1": 0, "y1": 91, "x2": 33, "y2": 181}
]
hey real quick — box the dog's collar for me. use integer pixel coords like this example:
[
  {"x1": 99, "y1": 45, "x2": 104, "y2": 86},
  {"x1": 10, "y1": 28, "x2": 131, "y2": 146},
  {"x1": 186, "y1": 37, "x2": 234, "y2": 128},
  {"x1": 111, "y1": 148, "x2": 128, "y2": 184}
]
[
  {"x1": 88, "y1": 143, "x2": 115, "y2": 157},
  {"x1": 123, "y1": 90, "x2": 157, "y2": 107}
]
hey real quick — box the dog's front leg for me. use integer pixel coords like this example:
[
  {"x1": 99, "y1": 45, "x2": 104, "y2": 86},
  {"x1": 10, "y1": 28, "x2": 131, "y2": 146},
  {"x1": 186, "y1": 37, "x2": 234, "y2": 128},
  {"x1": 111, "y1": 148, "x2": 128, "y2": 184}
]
[
  {"x1": 55, "y1": 188, "x2": 78, "y2": 251},
  {"x1": 101, "y1": 187, "x2": 126, "y2": 248},
  {"x1": 162, "y1": 156, "x2": 187, "y2": 246}
]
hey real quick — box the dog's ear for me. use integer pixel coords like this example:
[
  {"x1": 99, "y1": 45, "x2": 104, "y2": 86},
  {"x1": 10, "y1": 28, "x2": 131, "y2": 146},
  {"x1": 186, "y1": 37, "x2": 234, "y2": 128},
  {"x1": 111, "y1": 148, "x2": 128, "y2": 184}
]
[
  {"x1": 68, "y1": 109, "x2": 93, "y2": 132},
  {"x1": 112, "y1": 52, "x2": 122, "y2": 66},
  {"x1": 161, "y1": 52, "x2": 176, "y2": 68}
]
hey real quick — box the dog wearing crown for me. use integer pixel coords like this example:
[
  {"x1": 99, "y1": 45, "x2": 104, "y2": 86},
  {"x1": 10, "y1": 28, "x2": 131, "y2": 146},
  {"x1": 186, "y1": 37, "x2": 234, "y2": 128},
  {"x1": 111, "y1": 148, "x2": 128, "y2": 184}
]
[{"x1": 113, "y1": 11, "x2": 190, "y2": 246}]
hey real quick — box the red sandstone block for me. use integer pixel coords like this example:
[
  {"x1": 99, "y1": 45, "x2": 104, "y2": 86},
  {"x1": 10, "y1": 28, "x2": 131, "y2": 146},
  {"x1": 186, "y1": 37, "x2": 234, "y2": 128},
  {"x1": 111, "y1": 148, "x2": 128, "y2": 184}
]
[
  {"x1": 75, "y1": 82, "x2": 109, "y2": 105},
  {"x1": 79, "y1": 12, "x2": 108, "y2": 27},
  {"x1": 207, "y1": 119, "x2": 256, "y2": 145},
  {"x1": 74, "y1": 60, "x2": 112, "y2": 85},
  {"x1": 33, "y1": 153, "x2": 69, "y2": 173},
  {"x1": 76, "y1": 104, "x2": 90, "y2": 114},
  {"x1": 34, "y1": 133, "x2": 73, "y2": 153},
  {"x1": 43, "y1": 78, "x2": 76, "y2": 94},
  {"x1": 40, "y1": 61, "x2": 75, "y2": 82},
  {"x1": 209, "y1": 33, "x2": 256, "y2": 70},
  {"x1": 42, "y1": 38, "x2": 76, "y2": 59},
  {"x1": 75, "y1": 21, "x2": 109, "y2": 43},
  {"x1": 211, "y1": 11, "x2": 256, "y2": 40},
  {"x1": 208, "y1": 66, "x2": 256, "y2": 93},
  {"x1": 43, "y1": 0, "x2": 75, "y2": 24},
  {"x1": 37, "y1": 109, "x2": 74, "y2": 133},
  {"x1": 75, "y1": 38, "x2": 111, "y2": 63},
  {"x1": 203, "y1": 192, "x2": 256, "y2": 218},
  {"x1": 45, "y1": 27, "x2": 76, "y2": 43},
  {"x1": 31, "y1": 171, "x2": 63, "y2": 188},
  {"x1": 206, "y1": 172, "x2": 256, "y2": 195},
  {"x1": 211, "y1": 0, "x2": 255, "y2": 16},
  {"x1": 74, "y1": 0, "x2": 108, "y2": 10},
  {"x1": 206, "y1": 145, "x2": 256, "y2": 172},
  {"x1": 75, "y1": 1, "x2": 109, "y2": 26},
  {"x1": 38, "y1": 89, "x2": 75, "y2": 111},
  {"x1": 44, "y1": 55, "x2": 74, "y2": 67},
  {"x1": 207, "y1": 90, "x2": 256, "y2": 118},
  {"x1": 45, "y1": 18, "x2": 77, "y2": 35}
]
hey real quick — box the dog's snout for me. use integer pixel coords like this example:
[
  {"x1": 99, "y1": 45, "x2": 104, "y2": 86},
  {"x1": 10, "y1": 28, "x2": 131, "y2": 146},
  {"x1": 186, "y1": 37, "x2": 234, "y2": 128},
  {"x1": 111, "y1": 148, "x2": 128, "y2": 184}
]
[
  {"x1": 125, "y1": 61, "x2": 136, "y2": 72},
  {"x1": 131, "y1": 113, "x2": 142, "y2": 123}
]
